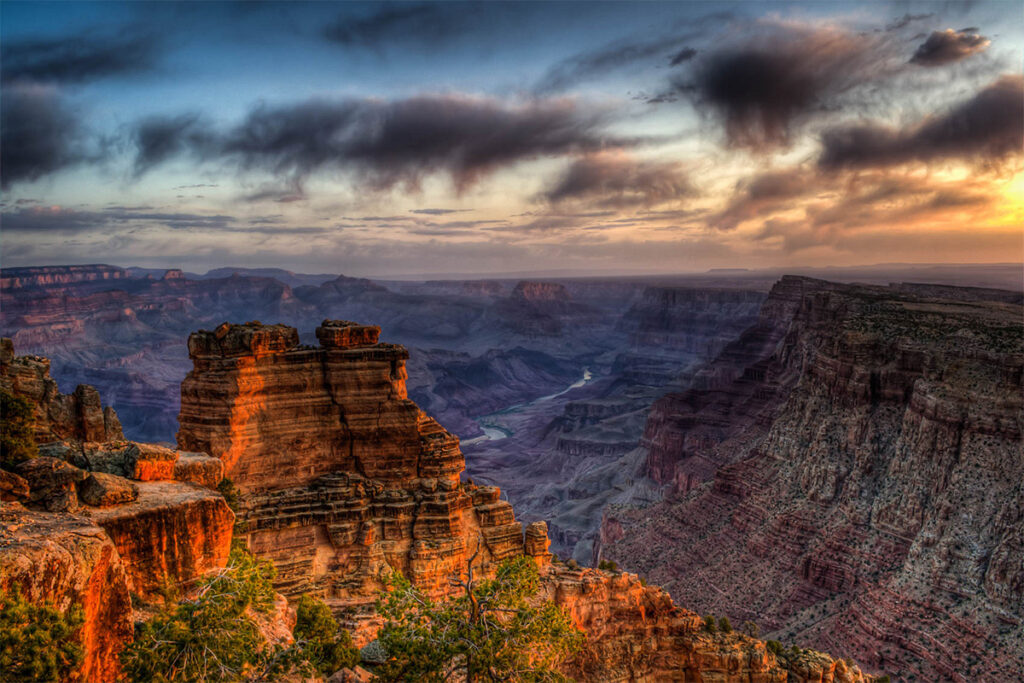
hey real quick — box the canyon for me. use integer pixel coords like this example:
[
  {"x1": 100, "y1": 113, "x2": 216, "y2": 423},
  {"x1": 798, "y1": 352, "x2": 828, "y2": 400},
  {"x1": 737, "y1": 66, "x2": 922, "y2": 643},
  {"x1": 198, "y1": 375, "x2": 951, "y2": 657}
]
[
  {"x1": 2, "y1": 262, "x2": 1021, "y2": 680},
  {"x1": 2, "y1": 324, "x2": 871, "y2": 682},
  {"x1": 600, "y1": 276, "x2": 1024, "y2": 682}
]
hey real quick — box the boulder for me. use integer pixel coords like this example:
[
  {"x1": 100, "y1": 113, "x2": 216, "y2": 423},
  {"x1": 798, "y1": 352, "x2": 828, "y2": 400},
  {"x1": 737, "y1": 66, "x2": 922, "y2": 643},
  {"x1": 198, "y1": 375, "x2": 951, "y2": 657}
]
[
  {"x1": 14, "y1": 457, "x2": 87, "y2": 512},
  {"x1": 79, "y1": 472, "x2": 139, "y2": 507}
]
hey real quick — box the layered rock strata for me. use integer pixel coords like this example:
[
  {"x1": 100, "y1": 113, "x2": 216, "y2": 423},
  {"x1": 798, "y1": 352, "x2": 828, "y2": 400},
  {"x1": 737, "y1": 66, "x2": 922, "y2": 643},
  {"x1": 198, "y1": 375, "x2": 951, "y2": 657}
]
[
  {"x1": 177, "y1": 321, "x2": 528, "y2": 617},
  {"x1": 177, "y1": 320, "x2": 870, "y2": 681},
  {"x1": 602, "y1": 276, "x2": 1024, "y2": 682}
]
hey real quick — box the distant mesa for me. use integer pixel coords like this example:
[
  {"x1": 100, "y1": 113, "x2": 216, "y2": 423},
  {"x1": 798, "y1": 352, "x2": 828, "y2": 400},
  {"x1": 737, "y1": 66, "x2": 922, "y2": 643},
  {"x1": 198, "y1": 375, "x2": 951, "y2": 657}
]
[{"x1": 511, "y1": 280, "x2": 571, "y2": 302}]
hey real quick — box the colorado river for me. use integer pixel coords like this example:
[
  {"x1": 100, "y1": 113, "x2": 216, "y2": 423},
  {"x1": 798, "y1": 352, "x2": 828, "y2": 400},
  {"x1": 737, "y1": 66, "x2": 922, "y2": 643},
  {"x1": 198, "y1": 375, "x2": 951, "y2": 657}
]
[{"x1": 464, "y1": 367, "x2": 594, "y2": 444}]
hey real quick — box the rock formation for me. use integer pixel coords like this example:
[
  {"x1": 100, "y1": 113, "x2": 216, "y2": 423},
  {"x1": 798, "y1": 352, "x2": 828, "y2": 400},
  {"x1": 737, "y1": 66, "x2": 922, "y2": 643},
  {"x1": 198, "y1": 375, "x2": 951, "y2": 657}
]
[
  {"x1": 0, "y1": 339, "x2": 234, "y2": 682},
  {"x1": 601, "y1": 276, "x2": 1024, "y2": 682},
  {"x1": 2, "y1": 337, "x2": 123, "y2": 443},
  {"x1": 177, "y1": 320, "x2": 871, "y2": 681}
]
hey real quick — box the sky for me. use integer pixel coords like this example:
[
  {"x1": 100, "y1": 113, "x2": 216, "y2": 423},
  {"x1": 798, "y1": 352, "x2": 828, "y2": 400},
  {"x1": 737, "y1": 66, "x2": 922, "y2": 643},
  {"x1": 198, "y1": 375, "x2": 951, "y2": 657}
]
[{"x1": 1, "y1": 1, "x2": 1022, "y2": 278}]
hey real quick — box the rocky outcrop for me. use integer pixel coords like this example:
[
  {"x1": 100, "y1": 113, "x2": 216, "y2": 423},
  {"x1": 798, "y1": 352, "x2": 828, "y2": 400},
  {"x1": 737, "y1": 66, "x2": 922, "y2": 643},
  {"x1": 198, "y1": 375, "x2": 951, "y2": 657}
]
[
  {"x1": 1, "y1": 337, "x2": 124, "y2": 443},
  {"x1": 0, "y1": 342, "x2": 234, "y2": 682},
  {"x1": 0, "y1": 506, "x2": 133, "y2": 683},
  {"x1": 602, "y1": 276, "x2": 1024, "y2": 682}
]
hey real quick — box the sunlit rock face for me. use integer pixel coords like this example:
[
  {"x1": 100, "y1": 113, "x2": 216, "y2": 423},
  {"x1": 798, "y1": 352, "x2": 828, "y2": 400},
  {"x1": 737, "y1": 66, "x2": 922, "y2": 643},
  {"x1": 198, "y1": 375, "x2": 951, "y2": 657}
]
[
  {"x1": 177, "y1": 320, "x2": 527, "y2": 624},
  {"x1": 0, "y1": 339, "x2": 234, "y2": 683},
  {"x1": 175, "y1": 319, "x2": 871, "y2": 681},
  {"x1": 602, "y1": 276, "x2": 1024, "y2": 682}
]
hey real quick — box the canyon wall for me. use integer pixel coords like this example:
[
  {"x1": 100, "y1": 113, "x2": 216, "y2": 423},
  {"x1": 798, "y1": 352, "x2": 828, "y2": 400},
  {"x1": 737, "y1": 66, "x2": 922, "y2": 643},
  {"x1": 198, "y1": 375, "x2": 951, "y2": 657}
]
[
  {"x1": 601, "y1": 276, "x2": 1024, "y2": 682},
  {"x1": 176, "y1": 320, "x2": 871, "y2": 681}
]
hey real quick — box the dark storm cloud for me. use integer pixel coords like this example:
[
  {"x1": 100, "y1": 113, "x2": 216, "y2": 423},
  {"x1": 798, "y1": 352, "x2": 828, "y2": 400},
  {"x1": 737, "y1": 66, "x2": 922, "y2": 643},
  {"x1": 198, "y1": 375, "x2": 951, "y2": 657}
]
[
  {"x1": 133, "y1": 113, "x2": 213, "y2": 176},
  {"x1": 133, "y1": 95, "x2": 626, "y2": 191},
  {"x1": 1, "y1": 30, "x2": 159, "y2": 84},
  {"x1": 680, "y1": 23, "x2": 891, "y2": 149},
  {"x1": 0, "y1": 86, "x2": 86, "y2": 188},
  {"x1": 818, "y1": 75, "x2": 1023, "y2": 169},
  {"x1": 323, "y1": 3, "x2": 473, "y2": 48},
  {"x1": 910, "y1": 29, "x2": 990, "y2": 66},
  {"x1": 545, "y1": 154, "x2": 693, "y2": 208}
]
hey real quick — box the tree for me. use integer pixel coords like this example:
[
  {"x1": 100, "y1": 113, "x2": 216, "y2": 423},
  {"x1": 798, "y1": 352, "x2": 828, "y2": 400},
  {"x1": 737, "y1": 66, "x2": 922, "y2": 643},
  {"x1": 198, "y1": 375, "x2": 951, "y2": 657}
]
[
  {"x1": 293, "y1": 594, "x2": 359, "y2": 676},
  {"x1": 375, "y1": 549, "x2": 584, "y2": 682},
  {"x1": 718, "y1": 616, "x2": 732, "y2": 633},
  {"x1": 703, "y1": 615, "x2": 717, "y2": 633},
  {"x1": 1, "y1": 389, "x2": 37, "y2": 470},
  {"x1": 742, "y1": 620, "x2": 760, "y2": 638},
  {"x1": 121, "y1": 545, "x2": 281, "y2": 682},
  {"x1": 0, "y1": 584, "x2": 84, "y2": 682}
]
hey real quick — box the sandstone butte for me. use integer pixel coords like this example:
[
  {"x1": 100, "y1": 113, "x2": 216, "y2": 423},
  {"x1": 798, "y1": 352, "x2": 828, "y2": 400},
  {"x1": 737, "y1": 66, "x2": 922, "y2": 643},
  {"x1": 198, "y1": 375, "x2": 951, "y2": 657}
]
[
  {"x1": 174, "y1": 318, "x2": 874, "y2": 682},
  {"x1": 598, "y1": 276, "x2": 1024, "y2": 682}
]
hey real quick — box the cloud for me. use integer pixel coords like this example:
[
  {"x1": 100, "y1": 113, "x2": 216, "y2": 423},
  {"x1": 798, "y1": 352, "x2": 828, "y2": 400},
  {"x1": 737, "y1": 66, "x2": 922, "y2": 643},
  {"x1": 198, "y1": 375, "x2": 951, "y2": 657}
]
[
  {"x1": 818, "y1": 75, "x2": 1023, "y2": 169},
  {"x1": 910, "y1": 29, "x2": 990, "y2": 66},
  {"x1": 680, "y1": 22, "x2": 892, "y2": 149},
  {"x1": 133, "y1": 94, "x2": 626, "y2": 191},
  {"x1": 1, "y1": 30, "x2": 159, "y2": 84},
  {"x1": 713, "y1": 165, "x2": 1006, "y2": 252},
  {"x1": 886, "y1": 13, "x2": 934, "y2": 32},
  {"x1": 712, "y1": 168, "x2": 813, "y2": 230},
  {"x1": 133, "y1": 113, "x2": 212, "y2": 176},
  {"x1": 323, "y1": 3, "x2": 474, "y2": 49},
  {"x1": 409, "y1": 208, "x2": 469, "y2": 215},
  {"x1": 241, "y1": 181, "x2": 306, "y2": 203},
  {"x1": 0, "y1": 85, "x2": 86, "y2": 188},
  {"x1": 544, "y1": 153, "x2": 693, "y2": 207},
  {"x1": 535, "y1": 35, "x2": 692, "y2": 94},
  {"x1": 668, "y1": 47, "x2": 698, "y2": 66},
  {"x1": 0, "y1": 205, "x2": 323, "y2": 234}
]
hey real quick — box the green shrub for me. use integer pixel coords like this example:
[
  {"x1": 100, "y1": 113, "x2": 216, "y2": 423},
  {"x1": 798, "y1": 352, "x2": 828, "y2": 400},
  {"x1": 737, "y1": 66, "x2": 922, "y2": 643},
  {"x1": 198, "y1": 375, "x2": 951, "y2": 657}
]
[
  {"x1": 766, "y1": 639, "x2": 783, "y2": 655},
  {"x1": 0, "y1": 585, "x2": 84, "y2": 682},
  {"x1": 598, "y1": 559, "x2": 618, "y2": 572},
  {"x1": 293, "y1": 594, "x2": 359, "y2": 675},
  {"x1": 120, "y1": 545, "x2": 279, "y2": 682},
  {"x1": 718, "y1": 616, "x2": 732, "y2": 633},
  {"x1": 1, "y1": 389, "x2": 37, "y2": 470},
  {"x1": 376, "y1": 555, "x2": 583, "y2": 682},
  {"x1": 876, "y1": 676, "x2": 891, "y2": 683},
  {"x1": 743, "y1": 620, "x2": 760, "y2": 638},
  {"x1": 216, "y1": 478, "x2": 241, "y2": 512},
  {"x1": 703, "y1": 615, "x2": 717, "y2": 633}
]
